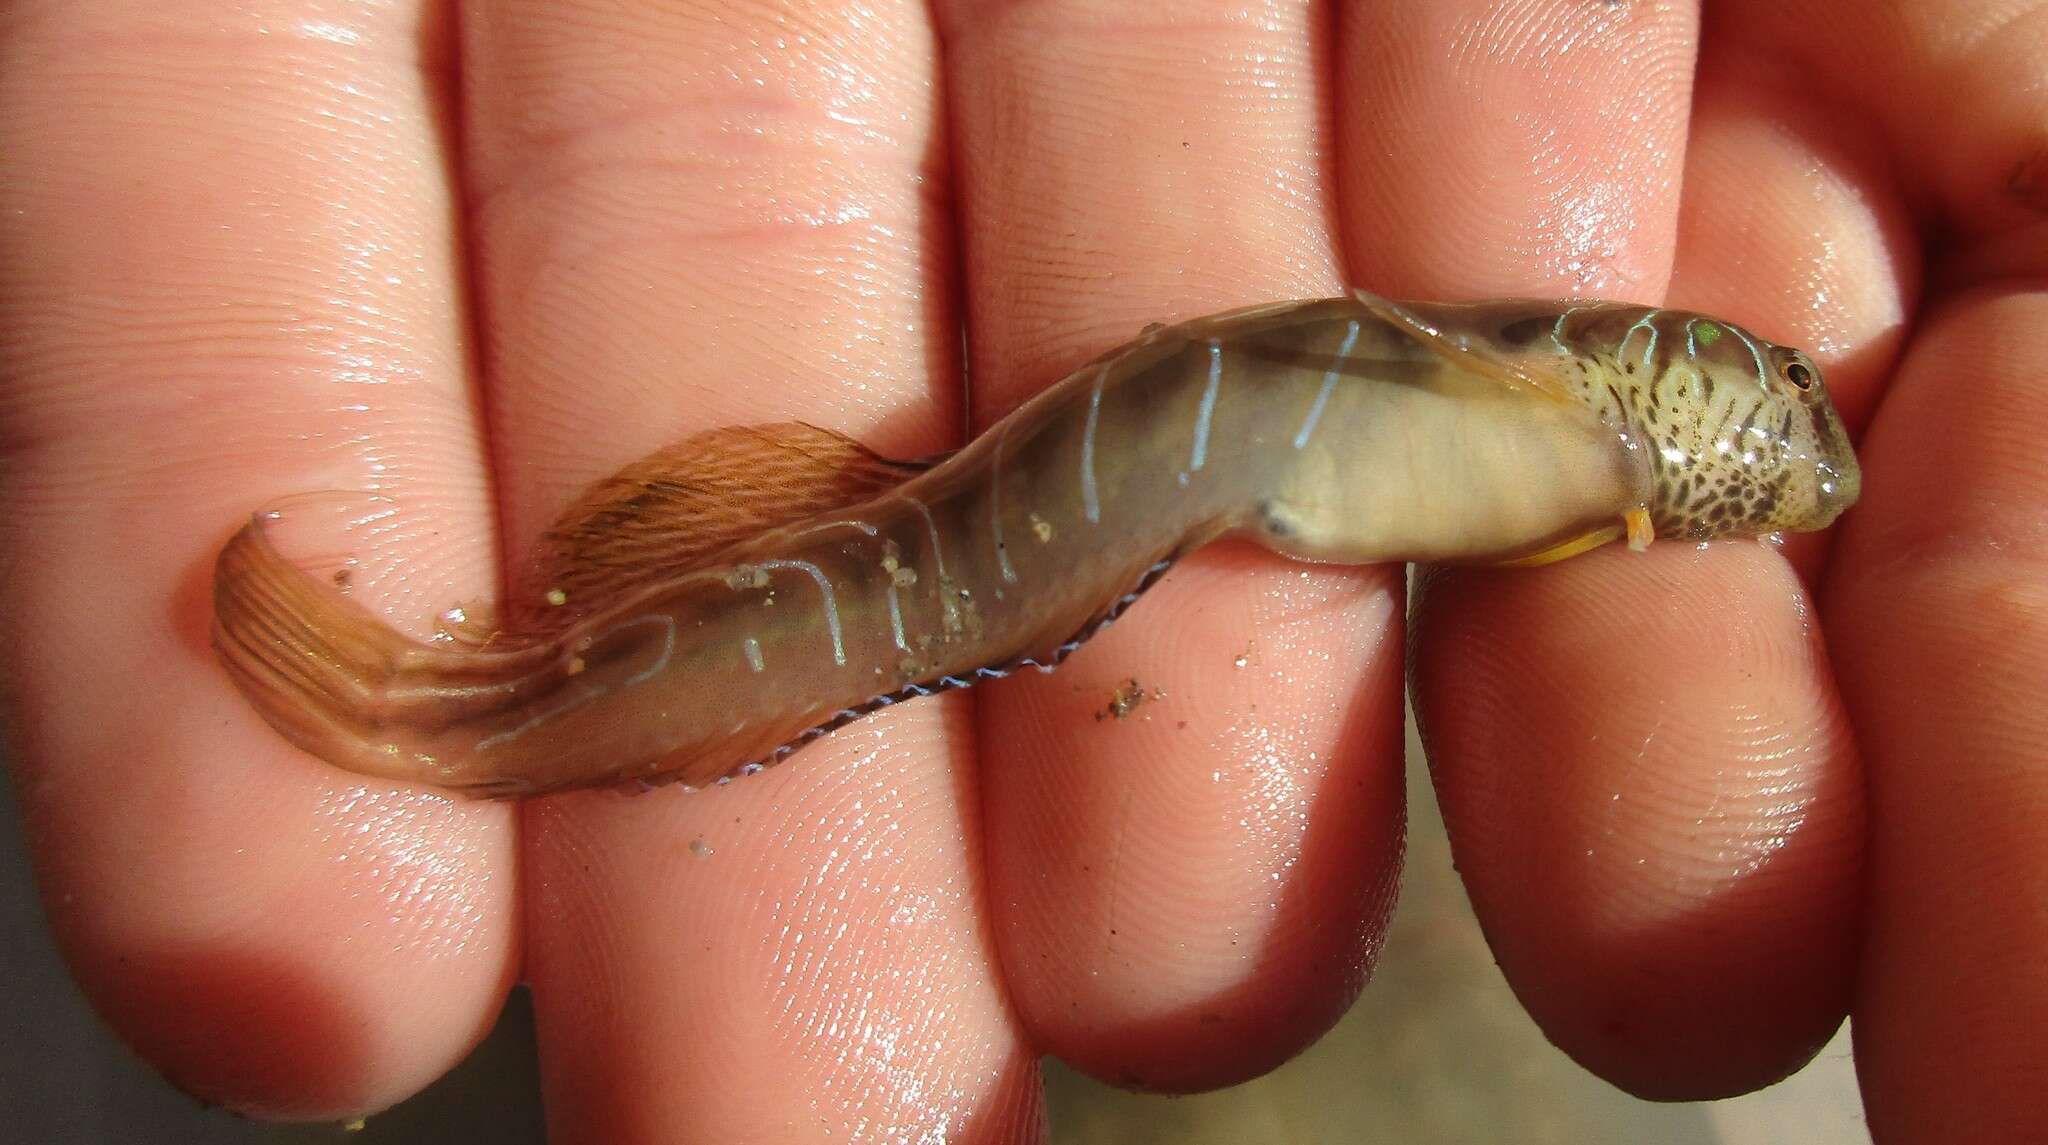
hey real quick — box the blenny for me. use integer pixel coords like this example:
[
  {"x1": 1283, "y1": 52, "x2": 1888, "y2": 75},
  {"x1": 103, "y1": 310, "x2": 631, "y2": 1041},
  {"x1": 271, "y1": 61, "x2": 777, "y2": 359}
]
[{"x1": 211, "y1": 290, "x2": 1860, "y2": 797}]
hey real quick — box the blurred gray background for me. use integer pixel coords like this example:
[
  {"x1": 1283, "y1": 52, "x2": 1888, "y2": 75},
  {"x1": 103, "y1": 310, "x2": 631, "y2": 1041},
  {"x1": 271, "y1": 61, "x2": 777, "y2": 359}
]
[{"x1": 1, "y1": 723, "x2": 1868, "y2": 1143}]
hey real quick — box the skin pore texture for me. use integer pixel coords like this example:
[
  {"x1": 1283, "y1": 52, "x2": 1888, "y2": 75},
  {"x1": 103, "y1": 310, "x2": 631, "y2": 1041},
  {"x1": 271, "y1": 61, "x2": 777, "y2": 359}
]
[{"x1": 2, "y1": 2, "x2": 2045, "y2": 1142}]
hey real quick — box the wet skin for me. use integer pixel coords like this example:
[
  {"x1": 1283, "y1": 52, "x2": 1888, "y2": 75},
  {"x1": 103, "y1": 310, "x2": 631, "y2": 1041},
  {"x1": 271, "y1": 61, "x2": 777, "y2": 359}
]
[{"x1": 2, "y1": 2, "x2": 2044, "y2": 1141}]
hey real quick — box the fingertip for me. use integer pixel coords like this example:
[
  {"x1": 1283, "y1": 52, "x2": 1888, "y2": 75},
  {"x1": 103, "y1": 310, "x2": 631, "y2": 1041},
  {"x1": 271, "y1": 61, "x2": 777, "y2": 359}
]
[
  {"x1": 1824, "y1": 287, "x2": 2048, "y2": 1141},
  {"x1": 987, "y1": 553, "x2": 1408, "y2": 1093},
  {"x1": 69, "y1": 933, "x2": 509, "y2": 1121},
  {"x1": 33, "y1": 777, "x2": 517, "y2": 1119},
  {"x1": 1414, "y1": 545, "x2": 1863, "y2": 1100}
]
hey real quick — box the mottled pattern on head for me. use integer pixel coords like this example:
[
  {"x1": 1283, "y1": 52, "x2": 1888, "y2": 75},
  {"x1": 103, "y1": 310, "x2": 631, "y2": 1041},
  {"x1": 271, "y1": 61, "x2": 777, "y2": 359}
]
[{"x1": 1499, "y1": 302, "x2": 1860, "y2": 540}]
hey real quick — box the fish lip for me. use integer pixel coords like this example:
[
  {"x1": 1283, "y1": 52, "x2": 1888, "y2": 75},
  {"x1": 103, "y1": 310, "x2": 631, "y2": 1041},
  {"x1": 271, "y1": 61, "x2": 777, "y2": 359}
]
[{"x1": 1806, "y1": 454, "x2": 1863, "y2": 528}]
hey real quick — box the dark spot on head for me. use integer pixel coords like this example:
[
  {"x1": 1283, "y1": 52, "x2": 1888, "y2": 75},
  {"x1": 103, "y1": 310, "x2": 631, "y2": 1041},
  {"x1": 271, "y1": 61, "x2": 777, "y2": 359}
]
[{"x1": 1806, "y1": 403, "x2": 1833, "y2": 446}]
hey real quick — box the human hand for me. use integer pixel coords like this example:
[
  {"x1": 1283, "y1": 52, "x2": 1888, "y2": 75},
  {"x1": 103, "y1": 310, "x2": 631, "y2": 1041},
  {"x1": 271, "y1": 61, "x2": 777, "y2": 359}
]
[{"x1": 2, "y1": 2, "x2": 2041, "y2": 1141}]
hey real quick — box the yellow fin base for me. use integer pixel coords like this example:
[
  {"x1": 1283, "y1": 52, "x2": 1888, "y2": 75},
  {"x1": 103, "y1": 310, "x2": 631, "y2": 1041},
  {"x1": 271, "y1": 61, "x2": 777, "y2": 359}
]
[{"x1": 1496, "y1": 524, "x2": 1624, "y2": 568}]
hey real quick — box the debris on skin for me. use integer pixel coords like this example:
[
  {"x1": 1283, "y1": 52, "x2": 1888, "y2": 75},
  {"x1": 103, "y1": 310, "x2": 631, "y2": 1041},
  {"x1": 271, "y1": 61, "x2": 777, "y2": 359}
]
[
  {"x1": 882, "y1": 546, "x2": 920, "y2": 586},
  {"x1": 689, "y1": 837, "x2": 714, "y2": 859},
  {"x1": 331, "y1": 566, "x2": 352, "y2": 592},
  {"x1": 1097, "y1": 677, "x2": 1166, "y2": 722},
  {"x1": 1232, "y1": 639, "x2": 1257, "y2": 669}
]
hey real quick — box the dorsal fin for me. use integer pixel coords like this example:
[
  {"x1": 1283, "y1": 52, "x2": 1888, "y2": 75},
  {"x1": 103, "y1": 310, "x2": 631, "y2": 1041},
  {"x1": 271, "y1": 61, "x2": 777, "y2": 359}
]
[
  {"x1": 515, "y1": 422, "x2": 930, "y2": 633},
  {"x1": 1350, "y1": 288, "x2": 1579, "y2": 408}
]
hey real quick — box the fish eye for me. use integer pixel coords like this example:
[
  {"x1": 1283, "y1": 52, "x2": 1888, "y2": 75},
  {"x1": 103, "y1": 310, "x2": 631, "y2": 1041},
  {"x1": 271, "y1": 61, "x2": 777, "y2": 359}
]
[{"x1": 1782, "y1": 359, "x2": 1815, "y2": 391}]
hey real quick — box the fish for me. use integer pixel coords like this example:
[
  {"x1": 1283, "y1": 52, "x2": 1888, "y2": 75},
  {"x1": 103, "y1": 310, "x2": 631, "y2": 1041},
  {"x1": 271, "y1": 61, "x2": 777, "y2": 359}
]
[{"x1": 210, "y1": 289, "x2": 1861, "y2": 798}]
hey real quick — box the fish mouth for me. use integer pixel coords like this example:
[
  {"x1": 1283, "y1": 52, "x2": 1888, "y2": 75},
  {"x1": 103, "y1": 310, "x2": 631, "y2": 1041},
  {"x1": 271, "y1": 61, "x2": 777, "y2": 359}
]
[{"x1": 1807, "y1": 455, "x2": 1862, "y2": 529}]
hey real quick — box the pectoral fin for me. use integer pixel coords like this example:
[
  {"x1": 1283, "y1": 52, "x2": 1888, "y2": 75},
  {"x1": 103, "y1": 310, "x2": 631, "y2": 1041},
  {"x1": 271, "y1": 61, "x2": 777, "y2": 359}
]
[
  {"x1": 1624, "y1": 507, "x2": 1655, "y2": 552},
  {"x1": 1494, "y1": 507, "x2": 1656, "y2": 568},
  {"x1": 1495, "y1": 524, "x2": 1625, "y2": 568}
]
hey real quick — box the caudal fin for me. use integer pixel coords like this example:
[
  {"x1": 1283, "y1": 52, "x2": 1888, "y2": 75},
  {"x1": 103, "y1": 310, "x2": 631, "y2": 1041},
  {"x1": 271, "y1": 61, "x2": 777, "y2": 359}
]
[{"x1": 209, "y1": 513, "x2": 419, "y2": 772}]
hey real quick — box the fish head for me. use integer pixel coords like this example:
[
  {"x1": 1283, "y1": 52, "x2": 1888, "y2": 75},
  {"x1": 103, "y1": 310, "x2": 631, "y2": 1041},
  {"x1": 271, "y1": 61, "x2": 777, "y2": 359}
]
[{"x1": 1553, "y1": 305, "x2": 1861, "y2": 541}]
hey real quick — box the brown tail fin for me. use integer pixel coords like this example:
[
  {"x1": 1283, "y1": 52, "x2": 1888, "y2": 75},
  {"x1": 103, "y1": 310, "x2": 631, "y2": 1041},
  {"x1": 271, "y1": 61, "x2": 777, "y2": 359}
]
[{"x1": 209, "y1": 513, "x2": 419, "y2": 770}]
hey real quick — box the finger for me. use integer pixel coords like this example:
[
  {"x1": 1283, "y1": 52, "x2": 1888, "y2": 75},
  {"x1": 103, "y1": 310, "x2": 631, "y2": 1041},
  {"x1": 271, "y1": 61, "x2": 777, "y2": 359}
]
[
  {"x1": 1334, "y1": 0, "x2": 1694, "y2": 299},
  {"x1": 940, "y1": 0, "x2": 1407, "y2": 1091},
  {"x1": 0, "y1": 1, "x2": 513, "y2": 1118},
  {"x1": 1347, "y1": 0, "x2": 1888, "y2": 1100},
  {"x1": 1737, "y1": 0, "x2": 2048, "y2": 1135},
  {"x1": 1827, "y1": 290, "x2": 2048, "y2": 1143},
  {"x1": 457, "y1": 3, "x2": 1038, "y2": 1140}
]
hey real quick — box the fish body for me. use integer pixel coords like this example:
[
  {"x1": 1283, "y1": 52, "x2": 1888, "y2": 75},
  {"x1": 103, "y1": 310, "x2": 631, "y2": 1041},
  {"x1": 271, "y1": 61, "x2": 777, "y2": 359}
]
[{"x1": 211, "y1": 290, "x2": 1859, "y2": 797}]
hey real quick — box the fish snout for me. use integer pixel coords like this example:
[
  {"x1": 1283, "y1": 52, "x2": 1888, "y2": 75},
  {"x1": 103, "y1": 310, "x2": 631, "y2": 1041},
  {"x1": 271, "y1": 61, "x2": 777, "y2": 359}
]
[{"x1": 1808, "y1": 452, "x2": 1861, "y2": 529}]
